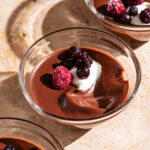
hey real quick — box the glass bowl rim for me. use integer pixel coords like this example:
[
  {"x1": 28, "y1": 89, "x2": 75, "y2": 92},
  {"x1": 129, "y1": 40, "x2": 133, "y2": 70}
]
[
  {"x1": 19, "y1": 27, "x2": 141, "y2": 123},
  {"x1": 85, "y1": 0, "x2": 150, "y2": 31},
  {"x1": 0, "y1": 117, "x2": 64, "y2": 150}
]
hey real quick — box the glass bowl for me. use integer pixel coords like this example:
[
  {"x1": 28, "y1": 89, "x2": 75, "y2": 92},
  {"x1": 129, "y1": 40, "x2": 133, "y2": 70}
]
[
  {"x1": 19, "y1": 27, "x2": 141, "y2": 129},
  {"x1": 0, "y1": 117, "x2": 64, "y2": 150},
  {"x1": 85, "y1": 0, "x2": 150, "y2": 41}
]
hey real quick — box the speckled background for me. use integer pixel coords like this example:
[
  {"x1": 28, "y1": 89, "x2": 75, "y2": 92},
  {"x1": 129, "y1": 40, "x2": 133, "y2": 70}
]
[{"x1": 0, "y1": 0, "x2": 150, "y2": 149}]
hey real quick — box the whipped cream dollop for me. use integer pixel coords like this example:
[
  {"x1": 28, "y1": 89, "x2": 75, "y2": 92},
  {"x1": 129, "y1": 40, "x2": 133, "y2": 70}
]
[
  {"x1": 127, "y1": 2, "x2": 150, "y2": 25},
  {"x1": 70, "y1": 60, "x2": 102, "y2": 92}
]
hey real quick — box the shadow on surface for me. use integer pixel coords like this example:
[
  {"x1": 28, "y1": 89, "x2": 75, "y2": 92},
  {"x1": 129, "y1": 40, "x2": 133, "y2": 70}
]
[
  {"x1": 0, "y1": 72, "x2": 88, "y2": 146},
  {"x1": 6, "y1": 0, "x2": 33, "y2": 59},
  {"x1": 6, "y1": 0, "x2": 99, "y2": 60},
  {"x1": 42, "y1": 0, "x2": 148, "y2": 50},
  {"x1": 42, "y1": 0, "x2": 100, "y2": 35}
]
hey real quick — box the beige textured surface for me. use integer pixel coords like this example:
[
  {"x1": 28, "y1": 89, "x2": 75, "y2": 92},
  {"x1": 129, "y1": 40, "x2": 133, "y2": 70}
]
[{"x1": 0, "y1": 0, "x2": 150, "y2": 149}]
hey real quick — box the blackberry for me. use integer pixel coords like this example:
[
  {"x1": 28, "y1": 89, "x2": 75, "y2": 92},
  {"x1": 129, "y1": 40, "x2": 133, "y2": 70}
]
[
  {"x1": 74, "y1": 51, "x2": 83, "y2": 58},
  {"x1": 127, "y1": 0, "x2": 144, "y2": 6},
  {"x1": 83, "y1": 56, "x2": 92, "y2": 68},
  {"x1": 69, "y1": 46, "x2": 81, "y2": 58},
  {"x1": 74, "y1": 50, "x2": 93, "y2": 67},
  {"x1": 140, "y1": 8, "x2": 150, "y2": 24},
  {"x1": 87, "y1": 55, "x2": 93, "y2": 64},
  {"x1": 129, "y1": 6, "x2": 138, "y2": 16},
  {"x1": 81, "y1": 51, "x2": 88, "y2": 59},
  {"x1": 74, "y1": 50, "x2": 88, "y2": 59},
  {"x1": 66, "y1": 47, "x2": 93, "y2": 79},
  {"x1": 62, "y1": 58, "x2": 75, "y2": 70},
  {"x1": 119, "y1": 12, "x2": 131, "y2": 24},
  {"x1": 75, "y1": 58, "x2": 83, "y2": 67},
  {"x1": 77, "y1": 67, "x2": 90, "y2": 79},
  {"x1": 68, "y1": 46, "x2": 76, "y2": 56}
]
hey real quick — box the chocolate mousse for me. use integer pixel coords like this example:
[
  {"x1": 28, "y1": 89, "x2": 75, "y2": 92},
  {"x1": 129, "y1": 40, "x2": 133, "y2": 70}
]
[
  {"x1": 0, "y1": 138, "x2": 42, "y2": 150},
  {"x1": 94, "y1": 0, "x2": 150, "y2": 25},
  {"x1": 29, "y1": 47, "x2": 129, "y2": 119}
]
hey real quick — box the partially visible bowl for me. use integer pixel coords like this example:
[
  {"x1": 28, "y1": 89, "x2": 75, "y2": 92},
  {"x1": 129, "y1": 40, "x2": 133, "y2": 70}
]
[
  {"x1": 0, "y1": 117, "x2": 64, "y2": 150},
  {"x1": 85, "y1": 0, "x2": 150, "y2": 41}
]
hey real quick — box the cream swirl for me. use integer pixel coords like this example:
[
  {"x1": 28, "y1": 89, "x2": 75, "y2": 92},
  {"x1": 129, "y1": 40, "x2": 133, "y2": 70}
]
[{"x1": 70, "y1": 60, "x2": 102, "y2": 92}]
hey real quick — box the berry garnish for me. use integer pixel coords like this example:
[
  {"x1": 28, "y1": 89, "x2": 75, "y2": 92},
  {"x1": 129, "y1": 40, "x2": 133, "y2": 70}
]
[
  {"x1": 77, "y1": 51, "x2": 87, "y2": 59},
  {"x1": 74, "y1": 50, "x2": 93, "y2": 67},
  {"x1": 3, "y1": 145, "x2": 15, "y2": 150},
  {"x1": 129, "y1": 6, "x2": 138, "y2": 16},
  {"x1": 107, "y1": 0, "x2": 125, "y2": 17},
  {"x1": 127, "y1": 0, "x2": 144, "y2": 6},
  {"x1": 119, "y1": 12, "x2": 132, "y2": 24},
  {"x1": 140, "y1": 8, "x2": 150, "y2": 23},
  {"x1": 74, "y1": 51, "x2": 83, "y2": 59},
  {"x1": 87, "y1": 55, "x2": 93, "y2": 64},
  {"x1": 77, "y1": 67, "x2": 90, "y2": 79},
  {"x1": 52, "y1": 66, "x2": 72, "y2": 89},
  {"x1": 56, "y1": 46, "x2": 94, "y2": 81},
  {"x1": 29, "y1": 147, "x2": 38, "y2": 150},
  {"x1": 75, "y1": 58, "x2": 83, "y2": 67},
  {"x1": 62, "y1": 58, "x2": 75, "y2": 69},
  {"x1": 69, "y1": 46, "x2": 81, "y2": 58},
  {"x1": 81, "y1": 51, "x2": 88, "y2": 59},
  {"x1": 83, "y1": 55, "x2": 93, "y2": 68}
]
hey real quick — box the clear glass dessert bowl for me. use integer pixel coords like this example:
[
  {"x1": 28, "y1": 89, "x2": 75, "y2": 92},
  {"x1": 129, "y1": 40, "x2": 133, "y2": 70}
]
[
  {"x1": 0, "y1": 117, "x2": 64, "y2": 149},
  {"x1": 19, "y1": 27, "x2": 141, "y2": 129},
  {"x1": 85, "y1": 0, "x2": 150, "y2": 41}
]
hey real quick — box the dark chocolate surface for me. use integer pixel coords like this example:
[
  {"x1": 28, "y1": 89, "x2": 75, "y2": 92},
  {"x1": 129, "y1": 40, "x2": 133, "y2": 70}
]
[
  {"x1": 30, "y1": 48, "x2": 129, "y2": 119},
  {"x1": 0, "y1": 138, "x2": 42, "y2": 150}
]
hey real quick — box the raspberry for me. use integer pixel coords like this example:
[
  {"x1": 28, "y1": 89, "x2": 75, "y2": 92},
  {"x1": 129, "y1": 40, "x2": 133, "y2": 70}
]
[
  {"x1": 140, "y1": 8, "x2": 150, "y2": 24},
  {"x1": 127, "y1": 0, "x2": 144, "y2": 6},
  {"x1": 107, "y1": 0, "x2": 125, "y2": 17},
  {"x1": 52, "y1": 66, "x2": 72, "y2": 89}
]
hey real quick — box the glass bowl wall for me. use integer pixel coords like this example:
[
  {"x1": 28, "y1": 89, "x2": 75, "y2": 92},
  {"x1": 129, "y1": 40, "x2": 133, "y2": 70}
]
[
  {"x1": 85, "y1": 0, "x2": 150, "y2": 41},
  {"x1": 19, "y1": 27, "x2": 141, "y2": 129}
]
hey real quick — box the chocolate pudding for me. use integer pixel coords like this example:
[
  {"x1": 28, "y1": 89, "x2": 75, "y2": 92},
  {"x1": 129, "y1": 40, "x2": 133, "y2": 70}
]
[
  {"x1": 94, "y1": 0, "x2": 150, "y2": 8},
  {"x1": 29, "y1": 47, "x2": 129, "y2": 119},
  {"x1": 94, "y1": 0, "x2": 150, "y2": 25},
  {"x1": 94, "y1": 0, "x2": 110, "y2": 17},
  {"x1": 0, "y1": 138, "x2": 42, "y2": 150}
]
